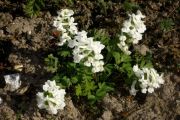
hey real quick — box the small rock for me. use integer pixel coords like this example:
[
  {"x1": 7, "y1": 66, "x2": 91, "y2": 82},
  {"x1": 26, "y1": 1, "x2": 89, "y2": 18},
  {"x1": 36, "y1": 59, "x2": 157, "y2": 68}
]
[
  {"x1": 101, "y1": 110, "x2": 113, "y2": 120},
  {"x1": 134, "y1": 45, "x2": 151, "y2": 55}
]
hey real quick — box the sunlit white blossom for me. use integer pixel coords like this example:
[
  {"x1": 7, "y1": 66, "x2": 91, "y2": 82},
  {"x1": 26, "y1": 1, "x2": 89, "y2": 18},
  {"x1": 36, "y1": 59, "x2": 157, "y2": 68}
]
[
  {"x1": 92, "y1": 60, "x2": 104, "y2": 73},
  {"x1": 36, "y1": 80, "x2": 66, "y2": 114},
  {"x1": 53, "y1": 9, "x2": 78, "y2": 46},
  {"x1": 131, "y1": 65, "x2": 164, "y2": 95},
  {"x1": 71, "y1": 31, "x2": 105, "y2": 73},
  {"x1": 118, "y1": 10, "x2": 146, "y2": 55}
]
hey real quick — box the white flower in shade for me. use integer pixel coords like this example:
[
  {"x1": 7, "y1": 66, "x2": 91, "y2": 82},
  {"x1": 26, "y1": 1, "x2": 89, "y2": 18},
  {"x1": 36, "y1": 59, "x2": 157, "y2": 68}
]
[
  {"x1": 117, "y1": 42, "x2": 131, "y2": 55},
  {"x1": 131, "y1": 65, "x2": 164, "y2": 95},
  {"x1": 0, "y1": 97, "x2": 2, "y2": 104},
  {"x1": 118, "y1": 10, "x2": 146, "y2": 55},
  {"x1": 73, "y1": 53, "x2": 85, "y2": 63},
  {"x1": 4, "y1": 74, "x2": 21, "y2": 91},
  {"x1": 84, "y1": 57, "x2": 94, "y2": 67},
  {"x1": 129, "y1": 80, "x2": 138, "y2": 96},
  {"x1": 36, "y1": 80, "x2": 66, "y2": 114}
]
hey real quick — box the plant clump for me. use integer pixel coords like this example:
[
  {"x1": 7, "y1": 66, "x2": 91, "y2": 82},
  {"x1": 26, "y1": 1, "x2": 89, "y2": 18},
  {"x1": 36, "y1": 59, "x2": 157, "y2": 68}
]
[
  {"x1": 130, "y1": 65, "x2": 164, "y2": 96},
  {"x1": 118, "y1": 10, "x2": 146, "y2": 55},
  {"x1": 36, "y1": 80, "x2": 66, "y2": 114}
]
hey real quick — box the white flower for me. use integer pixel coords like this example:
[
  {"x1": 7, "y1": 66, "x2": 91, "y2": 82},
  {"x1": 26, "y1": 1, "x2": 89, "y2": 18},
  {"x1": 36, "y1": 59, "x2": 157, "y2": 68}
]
[
  {"x1": 84, "y1": 57, "x2": 94, "y2": 67},
  {"x1": 53, "y1": 9, "x2": 78, "y2": 46},
  {"x1": 121, "y1": 20, "x2": 132, "y2": 33},
  {"x1": 58, "y1": 9, "x2": 74, "y2": 17},
  {"x1": 36, "y1": 80, "x2": 66, "y2": 114},
  {"x1": 4, "y1": 74, "x2": 21, "y2": 91},
  {"x1": 73, "y1": 54, "x2": 85, "y2": 63},
  {"x1": 57, "y1": 33, "x2": 71, "y2": 46},
  {"x1": 42, "y1": 80, "x2": 60, "y2": 92},
  {"x1": 129, "y1": 80, "x2": 138, "y2": 96},
  {"x1": 0, "y1": 97, "x2": 2, "y2": 104},
  {"x1": 117, "y1": 43, "x2": 131, "y2": 55},
  {"x1": 92, "y1": 60, "x2": 104, "y2": 73},
  {"x1": 119, "y1": 35, "x2": 126, "y2": 41},
  {"x1": 118, "y1": 10, "x2": 146, "y2": 54},
  {"x1": 71, "y1": 31, "x2": 105, "y2": 73},
  {"x1": 147, "y1": 87, "x2": 154, "y2": 93},
  {"x1": 94, "y1": 53, "x2": 103, "y2": 60},
  {"x1": 54, "y1": 9, "x2": 105, "y2": 73},
  {"x1": 132, "y1": 65, "x2": 164, "y2": 95}
]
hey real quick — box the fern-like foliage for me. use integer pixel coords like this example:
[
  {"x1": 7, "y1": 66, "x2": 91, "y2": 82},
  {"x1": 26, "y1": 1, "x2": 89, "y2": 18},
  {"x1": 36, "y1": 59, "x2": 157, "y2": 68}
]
[
  {"x1": 160, "y1": 18, "x2": 174, "y2": 31},
  {"x1": 123, "y1": 0, "x2": 139, "y2": 12},
  {"x1": 24, "y1": 0, "x2": 45, "y2": 17}
]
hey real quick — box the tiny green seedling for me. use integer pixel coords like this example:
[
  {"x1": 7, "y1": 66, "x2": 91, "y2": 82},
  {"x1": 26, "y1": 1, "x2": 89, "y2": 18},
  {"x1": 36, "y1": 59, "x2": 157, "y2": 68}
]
[{"x1": 160, "y1": 18, "x2": 174, "y2": 31}]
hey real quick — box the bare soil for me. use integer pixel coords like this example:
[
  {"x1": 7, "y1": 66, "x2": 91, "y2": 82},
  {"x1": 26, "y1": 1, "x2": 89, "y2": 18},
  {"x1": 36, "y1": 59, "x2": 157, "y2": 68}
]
[{"x1": 0, "y1": 0, "x2": 179, "y2": 120}]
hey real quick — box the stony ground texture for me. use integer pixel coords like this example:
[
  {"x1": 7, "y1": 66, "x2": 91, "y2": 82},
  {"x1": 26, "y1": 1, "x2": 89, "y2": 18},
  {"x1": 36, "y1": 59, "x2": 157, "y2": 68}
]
[{"x1": 0, "y1": 0, "x2": 179, "y2": 120}]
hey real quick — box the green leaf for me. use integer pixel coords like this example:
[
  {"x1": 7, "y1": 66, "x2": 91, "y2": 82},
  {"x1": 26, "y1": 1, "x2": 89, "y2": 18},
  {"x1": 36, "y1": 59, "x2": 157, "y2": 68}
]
[
  {"x1": 75, "y1": 84, "x2": 82, "y2": 97},
  {"x1": 118, "y1": 63, "x2": 133, "y2": 78},
  {"x1": 140, "y1": 60, "x2": 145, "y2": 68},
  {"x1": 93, "y1": 29, "x2": 110, "y2": 45},
  {"x1": 71, "y1": 76, "x2": 78, "y2": 84},
  {"x1": 24, "y1": 0, "x2": 45, "y2": 17},
  {"x1": 58, "y1": 50, "x2": 71, "y2": 57},
  {"x1": 160, "y1": 18, "x2": 174, "y2": 31},
  {"x1": 112, "y1": 52, "x2": 121, "y2": 64},
  {"x1": 45, "y1": 54, "x2": 58, "y2": 73},
  {"x1": 84, "y1": 80, "x2": 97, "y2": 94},
  {"x1": 62, "y1": 76, "x2": 71, "y2": 87},
  {"x1": 88, "y1": 94, "x2": 96, "y2": 100},
  {"x1": 96, "y1": 83, "x2": 114, "y2": 99},
  {"x1": 104, "y1": 64, "x2": 114, "y2": 75},
  {"x1": 123, "y1": 0, "x2": 139, "y2": 12},
  {"x1": 120, "y1": 54, "x2": 132, "y2": 63}
]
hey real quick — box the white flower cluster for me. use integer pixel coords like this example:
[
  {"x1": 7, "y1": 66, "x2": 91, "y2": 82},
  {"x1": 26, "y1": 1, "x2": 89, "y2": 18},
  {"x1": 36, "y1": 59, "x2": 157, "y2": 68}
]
[
  {"x1": 118, "y1": 10, "x2": 146, "y2": 55},
  {"x1": 53, "y1": 9, "x2": 78, "y2": 46},
  {"x1": 36, "y1": 80, "x2": 66, "y2": 114},
  {"x1": 69, "y1": 31, "x2": 105, "y2": 73},
  {"x1": 53, "y1": 9, "x2": 105, "y2": 73},
  {"x1": 4, "y1": 74, "x2": 21, "y2": 91},
  {"x1": 130, "y1": 65, "x2": 164, "y2": 96}
]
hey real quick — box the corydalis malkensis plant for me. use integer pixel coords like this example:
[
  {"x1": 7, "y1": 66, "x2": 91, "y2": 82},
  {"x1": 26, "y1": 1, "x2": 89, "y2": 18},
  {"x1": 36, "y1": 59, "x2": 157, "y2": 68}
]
[
  {"x1": 53, "y1": 9, "x2": 105, "y2": 73},
  {"x1": 53, "y1": 9, "x2": 78, "y2": 46},
  {"x1": 36, "y1": 80, "x2": 66, "y2": 114},
  {"x1": 130, "y1": 65, "x2": 164, "y2": 96},
  {"x1": 118, "y1": 10, "x2": 146, "y2": 55},
  {"x1": 69, "y1": 31, "x2": 105, "y2": 73}
]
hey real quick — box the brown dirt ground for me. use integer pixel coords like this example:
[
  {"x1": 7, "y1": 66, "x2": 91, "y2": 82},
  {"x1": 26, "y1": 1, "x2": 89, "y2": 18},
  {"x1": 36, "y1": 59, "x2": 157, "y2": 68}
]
[{"x1": 0, "y1": 0, "x2": 179, "y2": 120}]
